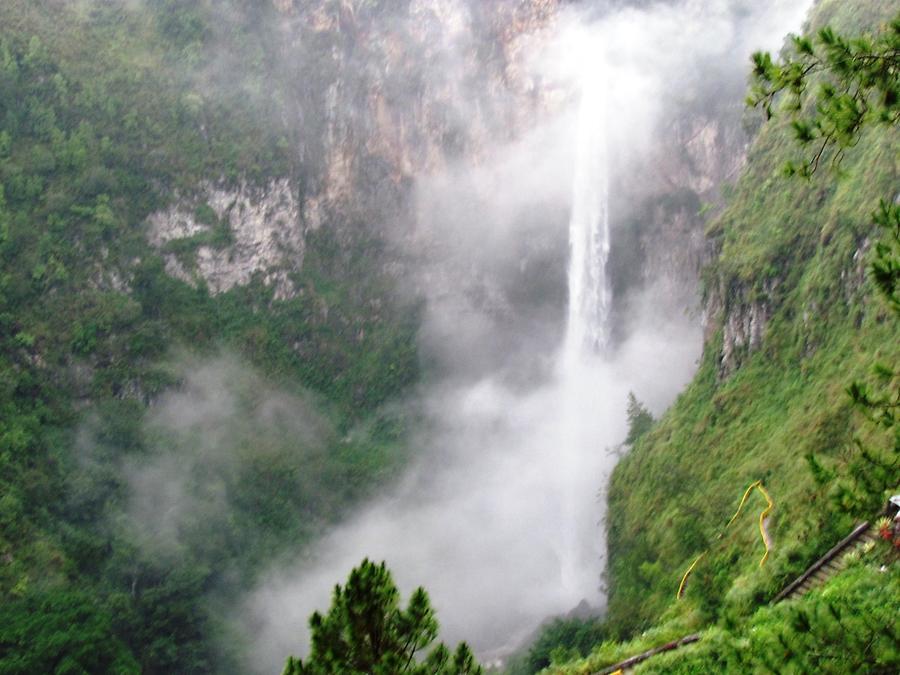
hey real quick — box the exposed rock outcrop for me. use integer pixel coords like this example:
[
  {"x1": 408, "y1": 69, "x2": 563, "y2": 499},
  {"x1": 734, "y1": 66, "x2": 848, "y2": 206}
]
[
  {"x1": 721, "y1": 295, "x2": 770, "y2": 375},
  {"x1": 704, "y1": 277, "x2": 776, "y2": 377},
  {"x1": 147, "y1": 179, "x2": 302, "y2": 299}
]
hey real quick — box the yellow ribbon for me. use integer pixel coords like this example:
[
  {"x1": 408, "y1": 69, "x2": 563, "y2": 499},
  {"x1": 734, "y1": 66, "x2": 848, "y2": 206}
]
[
  {"x1": 676, "y1": 481, "x2": 774, "y2": 600},
  {"x1": 727, "y1": 480, "x2": 774, "y2": 567},
  {"x1": 676, "y1": 552, "x2": 706, "y2": 600}
]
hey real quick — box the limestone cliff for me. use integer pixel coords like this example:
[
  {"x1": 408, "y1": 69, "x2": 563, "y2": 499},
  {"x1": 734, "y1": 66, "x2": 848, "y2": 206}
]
[
  {"x1": 148, "y1": 180, "x2": 302, "y2": 299},
  {"x1": 143, "y1": 0, "x2": 757, "y2": 371},
  {"x1": 146, "y1": 0, "x2": 560, "y2": 298}
]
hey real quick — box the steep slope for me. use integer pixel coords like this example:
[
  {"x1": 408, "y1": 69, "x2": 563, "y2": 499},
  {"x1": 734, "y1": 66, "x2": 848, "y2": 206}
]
[
  {"x1": 603, "y1": 0, "x2": 898, "y2": 646},
  {"x1": 0, "y1": 3, "x2": 412, "y2": 671},
  {"x1": 0, "y1": 1, "x2": 556, "y2": 671}
]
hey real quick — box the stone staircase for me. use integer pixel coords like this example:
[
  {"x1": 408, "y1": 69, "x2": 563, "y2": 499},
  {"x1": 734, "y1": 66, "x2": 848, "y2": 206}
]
[{"x1": 772, "y1": 521, "x2": 875, "y2": 602}]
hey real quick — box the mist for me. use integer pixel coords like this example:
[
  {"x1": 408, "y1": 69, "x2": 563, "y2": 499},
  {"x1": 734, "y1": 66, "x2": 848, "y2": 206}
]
[
  {"x1": 231, "y1": 0, "x2": 812, "y2": 670},
  {"x1": 116, "y1": 355, "x2": 335, "y2": 564},
  {"x1": 241, "y1": 317, "x2": 700, "y2": 670}
]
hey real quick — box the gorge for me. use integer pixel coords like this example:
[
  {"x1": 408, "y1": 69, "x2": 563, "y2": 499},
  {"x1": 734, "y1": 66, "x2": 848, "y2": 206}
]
[
  {"x1": 238, "y1": 1, "x2": 813, "y2": 670},
  {"x1": 0, "y1": 0, "x2": 896, "y2": 673}
]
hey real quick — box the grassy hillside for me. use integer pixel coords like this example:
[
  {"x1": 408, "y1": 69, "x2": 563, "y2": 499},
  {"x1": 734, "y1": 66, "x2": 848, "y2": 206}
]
[
  {"x1": 521, "y1": 1, "x2": 899, "y2": 672},
  {"x1": 603, "y1": 123, "x2": 897, "y2": 636},
  {"x1": 604, "y1": 0, "x2": 898, "y2": 635},
  {"x1": 552, "y1": 542, "x2": 899, "y2": 674},
  {"x1": 0, "y1": 1, "x2": 420, "y2": 671}
]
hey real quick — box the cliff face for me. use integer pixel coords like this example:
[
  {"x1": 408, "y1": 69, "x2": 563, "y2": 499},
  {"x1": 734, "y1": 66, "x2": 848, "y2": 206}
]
[
  {"x1": 148, "y1": 179, "x2": 302, "y2": 299},
  {"x1": 705, "y1": 277, "x2": 775, "y2": 375},
  {"x1": 644, "y1": 107, "x2": 749, "y2": 305},
  {"x1": 144, "y1": 0, "x2": 755, "y2": 371},
  {"x1": 652, "y1": 104, "x2": 749, "y2": 265},
  {"x1": 606, "y1": 99, "x2": 752, "y2": 342},
  {"x1": 146, "y1": 0, "x2": 560, "y2": 298}
]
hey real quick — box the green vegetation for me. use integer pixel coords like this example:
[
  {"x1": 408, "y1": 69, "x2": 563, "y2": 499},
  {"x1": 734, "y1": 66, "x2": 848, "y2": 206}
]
[
  {"x1": 624, "y1": 392, "x2": 654, "y2": 446},
  {"x1": 529, "y1": 4, "x2": 899, "y2": 673},
  {"x1": 746, "y1": 2, "x2": 899, "y2": 519},
  {"x1": 505, "y1": 617, "x2": 607, "y2": 675},
  {"x1": 604, "y1": 1, "x2": 899, "y2": 639},
  {"x1": 0, "y1": 590, "x2": 140, "y2": 674},
  {"x1": 748, "y1": 7, "x2": 899, "y2": 178},
  {"x1": 0, "y1": 1, "x2": 421, "y2": 671},
  {"x1": 551, "y1": 546, "x2": 899, "y2": 674},
  {"x1": 283, "y1": 559, "x2": 481, "y2": 675},
  {"x1": 162, "y1": 204, "x2": 233, "y2": 260},
  {"x1": 647, "y1": 561, "x2": 900, "y2": 673}
]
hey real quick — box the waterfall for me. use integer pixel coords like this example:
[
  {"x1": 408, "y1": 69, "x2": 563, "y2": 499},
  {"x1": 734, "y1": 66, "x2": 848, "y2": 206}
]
[
  {"x1": 564, "y1": 64, "x2": 610, "y2": 363},
  {"x1": 557, "y1": 61, "x2": 610, "y2": 596}
]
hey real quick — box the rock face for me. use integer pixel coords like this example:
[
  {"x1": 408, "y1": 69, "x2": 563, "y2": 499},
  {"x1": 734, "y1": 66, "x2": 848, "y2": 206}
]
[
  {"x1": 145, "y1": 0, "x2": 559, "y2": 298},
  {"x1": 663, "y1": 106, "x2": 750, "y2": 198},
  {"x1": 147, "y1": 179, "x2": 303, "y2": 300},
  {"x1": 143, "y1": 0, "x2": 754, "y2": 364},
  {"x1": 285, "y1": 0, "x2": 560, "y2": 226},
  {"x1": 608, "y1": 99, "x2": 752, "y2": 333},
  {"x1": 649, "y1": 105, "x2": 750, "y2": 306},
  {"x1": 722, "y1": 301, "x2": 768, "y2": 370}
]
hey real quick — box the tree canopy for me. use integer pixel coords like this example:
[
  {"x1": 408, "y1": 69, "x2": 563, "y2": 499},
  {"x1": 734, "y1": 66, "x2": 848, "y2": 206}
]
[
  {"x1": 748, "y1": 13, "x2": 900, "y2": 177},
  {"x1": 624, "y1": 392, "x2": 654, "y2": 446},
  {"x1": 283, "y1": 559, "x2": 482, "y2": 675}
]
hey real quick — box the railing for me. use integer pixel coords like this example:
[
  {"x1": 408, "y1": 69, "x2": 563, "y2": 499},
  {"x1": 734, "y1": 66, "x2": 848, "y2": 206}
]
[
  {"x1": 590, "y1": 519, "x2": 876, "y2": 674},
  {"x1": 595, "y1": 634, "x2": 700, "y2": 675},
  {"x1": 771, "y1": 521, "x2": 871, "y2": 603}
]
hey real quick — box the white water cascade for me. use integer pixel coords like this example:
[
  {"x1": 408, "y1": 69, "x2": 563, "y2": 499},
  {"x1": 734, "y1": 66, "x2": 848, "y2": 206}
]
[
  {"x1": 564, "y1": 64, "x2": 611, "y2": 362},
  {"x1": 556, "y1": 60, "x2": 612, "y2": 598}
]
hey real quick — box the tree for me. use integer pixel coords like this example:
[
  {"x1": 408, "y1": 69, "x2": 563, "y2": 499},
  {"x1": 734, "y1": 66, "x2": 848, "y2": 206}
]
[
  {"x1": 0, "y1": 590, "x2": 140, "y2": 674},
  {"x1": 513, "y1": 616, "x2": 606, "y2": 675},
  {"x1": 625, "y1": 392, "x2": 654, "y2": 446},
  {"x1": 748, "y1": 14, "x2": 900, "y2": 177},
  {"x1": 870, "y1": 197, "x2": 900, "y2": 316},
  {"x1": 283, "y1": 559, "x2": 482, "y2": 675},
  {"x1": 749, "y1": 14, "x2": 899, "y2": 513}
]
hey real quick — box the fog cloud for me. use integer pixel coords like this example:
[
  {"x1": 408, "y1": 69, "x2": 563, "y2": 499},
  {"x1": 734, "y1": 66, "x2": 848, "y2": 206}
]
[
  {"x1": 121, "y1": 354, "x2": 332, "y2": 559},
  {"x1": 236, "y1": 0, "x2": 812, "y2": 670}
]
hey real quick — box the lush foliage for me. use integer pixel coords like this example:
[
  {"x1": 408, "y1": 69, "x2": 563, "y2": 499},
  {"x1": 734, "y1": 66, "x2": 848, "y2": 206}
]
[
  {"x1": 0, "y1": 1, "x2": 421, "y2": 671},
  {"x1": 748, "y1": 7, "x2": 900, "y2": 520},
  {"x1": 0, "y1": 590, "x2": 140, "y2": 674},
  {"x1": 505, "y1": 617, "x2": 607, "y2": 675},
  {"x1": 526, "y1": 4, "x2": 900, "y2": 673},
  {"x1": 550, "y1": 550, "x2": 900, "y2": 674},
  {"x1": 641, "y1": 558, "x2": 900, "y2": 673},
  {"x1": 283, "y1": 559, "x2": 481, "y2": 675},
  {"x1": 624, "y1": 392, "x2": 655, "y2": 446},
  {"x1": 748, "y1": 9, "x2": 899, "y2": 177},
  {"x1": 603, "y1": 1, "x2": 899, "y2": 639}
]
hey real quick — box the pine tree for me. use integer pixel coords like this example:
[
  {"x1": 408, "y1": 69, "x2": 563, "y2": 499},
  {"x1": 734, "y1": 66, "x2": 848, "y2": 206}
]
[
  {"x1": 283, "y1": 559, "x2": 482, "y2": 675},
  {"x1": 748, "y1": 14, "x2": 900, "y2": 177},
  {"x1": 625, "y1": 392, "x2": 654, "y2": 446}
]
